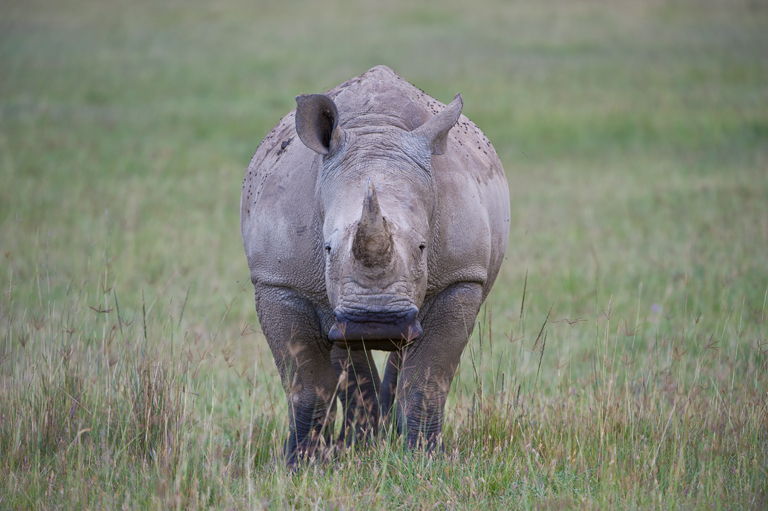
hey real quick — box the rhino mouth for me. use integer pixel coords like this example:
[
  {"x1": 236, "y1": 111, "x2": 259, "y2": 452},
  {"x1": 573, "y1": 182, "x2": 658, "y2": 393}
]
[{"x1": 329, "y1": 303, "x2": 422, "y2": 350}]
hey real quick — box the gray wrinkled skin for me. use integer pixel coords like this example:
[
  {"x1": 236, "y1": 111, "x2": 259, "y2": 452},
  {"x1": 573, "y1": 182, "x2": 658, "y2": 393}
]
[{"x1": 240, "y1": 66, "x2": 510, "y2": 464}]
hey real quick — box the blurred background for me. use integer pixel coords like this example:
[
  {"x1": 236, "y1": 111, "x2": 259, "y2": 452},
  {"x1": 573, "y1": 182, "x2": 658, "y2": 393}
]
[
  {"x1": 1, "y1": 0, "x2": 767, "y2": 382},
  {"x1": 2, "y1": 1, "x2": 768, "y2": 505}
]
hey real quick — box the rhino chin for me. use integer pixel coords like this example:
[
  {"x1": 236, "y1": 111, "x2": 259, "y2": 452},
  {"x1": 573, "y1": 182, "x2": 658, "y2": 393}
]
[{"x1": 328, "y1": 313, "x2": 423, "y2": 351}]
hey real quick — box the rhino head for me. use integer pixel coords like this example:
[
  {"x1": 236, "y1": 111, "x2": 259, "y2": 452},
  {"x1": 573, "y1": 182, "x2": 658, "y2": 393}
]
[{"x1": 295, "y1": 92, "x2": 463, "y2": 350}]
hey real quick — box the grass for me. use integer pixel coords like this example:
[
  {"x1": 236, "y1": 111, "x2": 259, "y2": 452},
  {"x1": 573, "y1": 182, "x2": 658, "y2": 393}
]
[{"x1": 1, "y1": 0, "x2": 767, "y2": 508}]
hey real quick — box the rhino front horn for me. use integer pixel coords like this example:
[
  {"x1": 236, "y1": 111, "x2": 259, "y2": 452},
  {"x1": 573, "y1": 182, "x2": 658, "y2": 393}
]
[{"x1": 352, "y1": 180, "x2": 393, "y2": 268}]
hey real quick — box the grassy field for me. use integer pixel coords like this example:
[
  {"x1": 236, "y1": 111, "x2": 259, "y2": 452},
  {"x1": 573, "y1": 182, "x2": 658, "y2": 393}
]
[{"x1": 2, "y1": 0, "x2": 767, "y2": 508}]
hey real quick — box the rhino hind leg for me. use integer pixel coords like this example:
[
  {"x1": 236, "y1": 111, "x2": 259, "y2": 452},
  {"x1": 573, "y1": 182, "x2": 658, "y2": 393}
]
[
  {"x1": 379, "y1": 350, "x2": 403, "y2": 435},
  {"x1": 254, "y1": 284, "x2": 339, "y2": 465},
  {"x1": 331, "y1": 346, "x2": 382, "y2": 445},
  {"x1": 396, "y1": 282, "x2": 483, "y2": 449}
]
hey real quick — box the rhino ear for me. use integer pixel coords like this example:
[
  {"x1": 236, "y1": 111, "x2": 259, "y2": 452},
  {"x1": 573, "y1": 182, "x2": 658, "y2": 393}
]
[
  {"x1": 412, "y1": 93, "x2": 463, "y2": 156},
  {"x1": 295, "y1": 94, "x2": 344, "y2": 155}
]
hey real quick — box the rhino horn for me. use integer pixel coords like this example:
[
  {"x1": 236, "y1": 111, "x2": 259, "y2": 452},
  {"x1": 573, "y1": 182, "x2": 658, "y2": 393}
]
[
  {"x1": 352, "y1": 180, "x2": 393, "y2": 268},
  {"x1": 412, "y1": 93, "x2": 463, "y2": 155}
]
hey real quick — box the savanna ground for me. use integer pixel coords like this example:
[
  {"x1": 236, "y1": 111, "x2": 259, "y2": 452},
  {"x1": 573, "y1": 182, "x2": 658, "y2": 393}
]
[{"x1": 1, "y1": 0, "x2": 767, "y2": 508}]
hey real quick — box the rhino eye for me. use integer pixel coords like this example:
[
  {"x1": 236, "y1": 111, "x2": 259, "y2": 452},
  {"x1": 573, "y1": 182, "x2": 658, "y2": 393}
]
[
  {"x1": 325, "y1": 243, "x2": 332, "y2": 254},
  {"x1": 418, "y1": 243, "x2": 426, "y2": 253}
]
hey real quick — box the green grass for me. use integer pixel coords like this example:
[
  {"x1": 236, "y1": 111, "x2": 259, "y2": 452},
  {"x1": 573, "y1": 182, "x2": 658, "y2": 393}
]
[{"x1": 1, "y1": 0, "x2": 767, "y2": 508}]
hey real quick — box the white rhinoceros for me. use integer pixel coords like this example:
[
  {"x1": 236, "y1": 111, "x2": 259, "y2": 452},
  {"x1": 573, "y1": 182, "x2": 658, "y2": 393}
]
[{"x1": 241, "y1": 65, "x2": 509, "y2": 464}]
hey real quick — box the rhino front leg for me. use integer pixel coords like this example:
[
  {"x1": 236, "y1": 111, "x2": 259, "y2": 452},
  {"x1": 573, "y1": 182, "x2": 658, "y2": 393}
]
[
  {"x1": 331, "y1": 346, "x2": 381, "y2": 445},
  {"x1": 255, "y1": 284, "x2": 338, "y2": 465},
  {"x1": 396, "y1": 282, "x2": 483, "y2": 449}
]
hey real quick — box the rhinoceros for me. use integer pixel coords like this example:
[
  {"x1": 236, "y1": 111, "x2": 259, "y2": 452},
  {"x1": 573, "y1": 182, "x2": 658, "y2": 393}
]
[{"x1": 240, "y1": 65, "x2": 509, "y2": 464}]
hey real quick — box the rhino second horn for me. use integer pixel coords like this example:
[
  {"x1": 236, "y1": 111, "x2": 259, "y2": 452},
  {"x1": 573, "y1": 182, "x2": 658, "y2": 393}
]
[{"x1": 352, "y1": 181, "x2": 393, "y2": 268}]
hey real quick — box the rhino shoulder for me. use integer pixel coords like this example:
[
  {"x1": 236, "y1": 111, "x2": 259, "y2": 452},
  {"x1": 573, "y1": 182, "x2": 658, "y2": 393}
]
[
  {"x1": 428, "y1": 119, "x2": 510, "y2": 298},
  {"x1": 240, "y1": 112, "x2": 325, "y2": 296}
]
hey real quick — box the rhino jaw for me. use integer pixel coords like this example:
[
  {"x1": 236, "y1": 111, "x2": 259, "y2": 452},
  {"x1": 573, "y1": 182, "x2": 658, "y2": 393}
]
[{"x1": 328, "y1": 305, "x2": 422, "y2": 351}]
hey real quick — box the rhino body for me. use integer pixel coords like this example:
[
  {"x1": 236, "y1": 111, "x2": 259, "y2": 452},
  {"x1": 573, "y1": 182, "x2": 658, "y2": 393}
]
[{"x1": 240, "y1": 66, "x2": 509, "y2": 463}]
